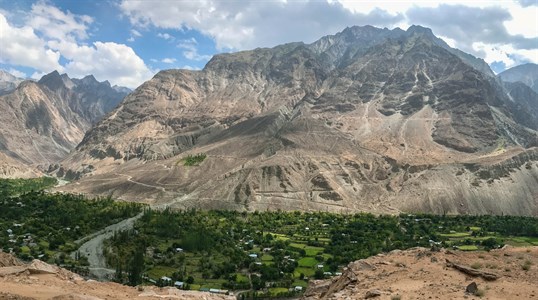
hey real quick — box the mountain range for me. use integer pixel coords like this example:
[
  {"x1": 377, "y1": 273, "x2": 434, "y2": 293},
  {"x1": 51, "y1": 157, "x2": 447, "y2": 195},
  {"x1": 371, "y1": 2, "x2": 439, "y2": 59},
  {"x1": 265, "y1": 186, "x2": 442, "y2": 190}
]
[
  {"x1": 1, "y1": 25, "x2": 537, "y2": 215},
  {"x1": 48, "y1": 25, "x2": 538, "y2": 216},
  {"x1": 0, "y1": 71, "x2": 130, "y2": 177}
]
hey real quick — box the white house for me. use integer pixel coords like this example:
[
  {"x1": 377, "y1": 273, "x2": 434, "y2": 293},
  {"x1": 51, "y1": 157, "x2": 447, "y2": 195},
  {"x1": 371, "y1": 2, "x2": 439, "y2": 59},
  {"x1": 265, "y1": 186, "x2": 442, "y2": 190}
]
[{"x1": 174, "y1": 281, "x2": 184, "y2": 288}]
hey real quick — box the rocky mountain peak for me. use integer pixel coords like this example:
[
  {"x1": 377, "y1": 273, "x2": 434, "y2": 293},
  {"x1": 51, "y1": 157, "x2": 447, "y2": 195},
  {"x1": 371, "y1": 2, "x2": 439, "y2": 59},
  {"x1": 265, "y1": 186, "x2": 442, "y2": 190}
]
[
  {"x1": 0, "y1": 69, "x2": 25, "y2": 95},
  {"x1": 79, "y1": 74, "x2": 99, "y2": 86},
  {"x1": 498, "y1": 63, "x2": 538, "y2": 93},
  {"x1": 38, "y1": 70, "x2": 71, "y2": 91}
]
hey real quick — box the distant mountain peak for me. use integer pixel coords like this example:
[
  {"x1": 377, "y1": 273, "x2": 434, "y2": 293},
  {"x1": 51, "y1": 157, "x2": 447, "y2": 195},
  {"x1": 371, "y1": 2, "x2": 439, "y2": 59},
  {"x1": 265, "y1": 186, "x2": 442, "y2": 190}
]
[{"x1": 0, "y1": 69, "x2": 25, "y2": 95}]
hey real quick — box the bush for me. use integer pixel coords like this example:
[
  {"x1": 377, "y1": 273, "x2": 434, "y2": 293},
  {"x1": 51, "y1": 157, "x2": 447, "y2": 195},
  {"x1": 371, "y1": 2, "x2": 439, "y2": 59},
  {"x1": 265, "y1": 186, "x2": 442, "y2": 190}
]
[
  {"x1": 182, "y1": 154, "x2": 207, "y2": 166},
  {"x1": 471, "y1": 262, "x2": 482, "y2": 269}
]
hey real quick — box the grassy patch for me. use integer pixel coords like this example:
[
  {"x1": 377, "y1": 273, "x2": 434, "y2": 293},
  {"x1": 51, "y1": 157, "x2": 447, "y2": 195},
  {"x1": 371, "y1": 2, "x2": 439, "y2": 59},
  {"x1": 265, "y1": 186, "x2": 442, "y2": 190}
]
[
  {"x1": 298, "y1": 257, "x2": 318, "y2": 267},
  {"x1": 294, "y1": 267, "x2": 315, "y2": 277},
  {"x1": 292, "y1": 279, "x2": 308, "y2": 287},
  {"x1": 440, "y1": 232, "x2": 471, "y2": 238},
  {"x1": 457, "y1": 245, "x2": 479, "y2": 251},
  {"x1": 261, "y1": 254, "x2": 274, "y2": 261},
  {"x1": 269, "y1": 287, "x2": 290, "y2": 296},
  {"x1": 146, "y1": 266, "x2": 177, "y2": 279}
]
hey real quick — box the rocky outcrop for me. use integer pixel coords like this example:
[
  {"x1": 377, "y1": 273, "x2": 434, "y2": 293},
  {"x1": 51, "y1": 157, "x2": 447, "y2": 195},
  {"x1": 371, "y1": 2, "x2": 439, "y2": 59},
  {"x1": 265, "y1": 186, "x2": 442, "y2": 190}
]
[{"x1": 303, "y1": 246, "x2": 538, "y2": 299}]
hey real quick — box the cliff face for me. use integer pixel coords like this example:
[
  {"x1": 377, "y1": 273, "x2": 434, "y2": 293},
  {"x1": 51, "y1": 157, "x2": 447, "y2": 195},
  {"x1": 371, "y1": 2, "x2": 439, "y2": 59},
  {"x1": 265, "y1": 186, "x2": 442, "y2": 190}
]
[{"x1": 56, "y1": 26, "x2": 538, "y2": 215}]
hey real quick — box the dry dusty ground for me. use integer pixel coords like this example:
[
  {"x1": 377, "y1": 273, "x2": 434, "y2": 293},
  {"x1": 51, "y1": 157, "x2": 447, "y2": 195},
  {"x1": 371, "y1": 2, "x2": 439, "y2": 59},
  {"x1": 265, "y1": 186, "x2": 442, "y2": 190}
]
[
  {"x1": 304, "y1": 246, "x2": 538, "y2": 300},
  {"x1": 0, "y1": 253, "x2": 232, "y2": 300}
]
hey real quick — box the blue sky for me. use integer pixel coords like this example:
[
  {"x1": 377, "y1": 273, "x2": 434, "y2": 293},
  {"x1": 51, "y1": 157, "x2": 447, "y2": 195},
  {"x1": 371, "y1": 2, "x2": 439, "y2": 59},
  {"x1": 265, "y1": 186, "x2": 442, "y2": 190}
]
[{"x1": 0, "y1": 0, "x2": 536, "y2": 88}]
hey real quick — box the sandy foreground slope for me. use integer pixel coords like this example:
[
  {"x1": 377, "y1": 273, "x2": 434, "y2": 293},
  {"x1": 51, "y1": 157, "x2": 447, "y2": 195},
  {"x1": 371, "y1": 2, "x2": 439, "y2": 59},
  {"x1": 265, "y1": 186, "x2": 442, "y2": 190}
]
[
  {"x1": 0, "y1": 253, "x2": 232, "y2": 300},
  {"x1": 303, "y1": 246, "x2": 538, "y2": 300}
]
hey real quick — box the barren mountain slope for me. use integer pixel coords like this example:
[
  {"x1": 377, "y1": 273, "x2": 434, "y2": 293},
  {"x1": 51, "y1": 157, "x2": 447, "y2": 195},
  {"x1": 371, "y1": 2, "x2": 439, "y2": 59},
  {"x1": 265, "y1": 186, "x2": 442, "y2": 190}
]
[
  {"x1": 303, "y1": 246, "x2": 538, "y2": 300},
  {"x1": 0, "y1": 71, "x2": 129, "y2": 176},
  {"x1": 57, "y1": 26, "x2": 538, "y2": 215}
]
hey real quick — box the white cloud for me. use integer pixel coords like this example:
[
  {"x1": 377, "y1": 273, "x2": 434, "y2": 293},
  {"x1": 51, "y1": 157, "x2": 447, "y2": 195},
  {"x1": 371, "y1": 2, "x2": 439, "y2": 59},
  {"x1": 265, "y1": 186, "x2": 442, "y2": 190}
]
[
  {"x1": 120, "y1": 0, "x2": 404, "y2": 50},
  {"x1": 1, "y1": 3, "x2": 153, "y2": 88},
  {"x1": 7, "y1": 68, "x2": 26, "y2": 78},
  {"x1": 47, "y1": 39, "x2": 153, "y2": 88},
  {"x1": 131, "y1": 29, "x2": 142, "y2": 37},
  {"x1": 161, "y1": 58, "x2": 177, "y2": 64},
  {"x1": 181, "y1": 65, "x2": 200, "y2": 70},
  {"x1": 157, "y1": 32, "x2": 173, "y2": 40},
  {"x1": 27, "y1": 1, "x2": 92, "y2": 42},
  {"x1": 120, "y1": 0, "x2": 537, "y2": 71},
  {"x1": 178, "y1": 38, "x2": 212, "y2": 61},
  {"x1": 0, "y1": 13, "x2": 63, "y2": 72}
]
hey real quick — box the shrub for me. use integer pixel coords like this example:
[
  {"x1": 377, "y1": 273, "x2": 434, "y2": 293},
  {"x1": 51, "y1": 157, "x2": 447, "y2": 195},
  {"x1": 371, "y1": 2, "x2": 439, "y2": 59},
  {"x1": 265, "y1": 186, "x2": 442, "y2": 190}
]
[{"x1": 471, "y1": 262, "x2": 482, "y2": 269}]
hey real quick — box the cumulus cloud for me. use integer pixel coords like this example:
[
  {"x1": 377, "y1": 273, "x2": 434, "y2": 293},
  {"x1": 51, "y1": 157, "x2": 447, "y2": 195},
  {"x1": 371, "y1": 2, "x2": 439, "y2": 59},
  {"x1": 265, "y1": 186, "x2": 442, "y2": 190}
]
[
  {"x1": 0, "y1": 2, "x2": 152, "y2": 88},
  {"x1": 406, "y1": 4, "x2": 538, "y2": 66},
  {"x1": 178, "y1": 38, "x2": 211, "y2": 61},
  {"x1": 27, "y1": 2, "x2": 92, "y2": 42},
  {"x1": 157, "y1": 32, "x2": 173, "y2": 40},
  {"x1": 0, "y1": 13, "x2": 63, "y2": 72},
  {"x1": 47, "y1": 40, "x2": 153, "y2": 88},
  {"x1": 161, "y1": 58, "x2": 177, "y2": 64},
  {"x1": 517, "y1": 0, "x2": 538, "y2": 7},
  {"x1": 7, "y1": 68, "x2": 27, "y2": 78},
  {"x1": 406, "y1": 5, "x2": 537, "y2": 52},
  {"x1": 120, "y1": 0, "x2": 404, "y2": 50}
]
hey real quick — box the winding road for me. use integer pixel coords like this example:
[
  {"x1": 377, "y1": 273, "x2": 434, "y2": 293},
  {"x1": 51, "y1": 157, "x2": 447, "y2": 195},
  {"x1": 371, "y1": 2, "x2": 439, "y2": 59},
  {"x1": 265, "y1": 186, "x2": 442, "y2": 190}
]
[{"x1": 71, "y1": 212, "x2": 144, "y2": 280}]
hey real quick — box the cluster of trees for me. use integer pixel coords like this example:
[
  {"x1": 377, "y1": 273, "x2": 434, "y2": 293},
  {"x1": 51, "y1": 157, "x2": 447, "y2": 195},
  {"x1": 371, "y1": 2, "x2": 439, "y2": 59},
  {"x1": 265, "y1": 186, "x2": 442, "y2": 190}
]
[
  {"x1": 182, "y1": 154, "x2": 207, "y2": 166},
  {"x1": 0, "y1": 178, "x2": 144, "y2": 267},
  {"x1": 0, "y1": 177, "x2": 57, "y2": 197}
]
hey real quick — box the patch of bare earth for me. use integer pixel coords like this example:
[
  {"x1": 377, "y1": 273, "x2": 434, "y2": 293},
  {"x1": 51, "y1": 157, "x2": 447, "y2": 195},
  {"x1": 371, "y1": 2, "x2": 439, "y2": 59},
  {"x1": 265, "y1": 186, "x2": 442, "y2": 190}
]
[{"x1": 304, "y1": 246, "x2": 538, "y2": 299}]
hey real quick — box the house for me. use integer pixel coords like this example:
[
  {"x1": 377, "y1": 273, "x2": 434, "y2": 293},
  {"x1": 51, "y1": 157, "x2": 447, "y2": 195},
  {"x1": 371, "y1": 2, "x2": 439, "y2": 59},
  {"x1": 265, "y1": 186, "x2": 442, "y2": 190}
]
[
  {"x1": 161, "y1": 276, "x2": 172, "y2": 283},
  {"x1": 335, "y1": 272, "x2": 343, "y2": 276},
  {"x1": 262, "y1": 247, "x2": 272, "y2": 252},
  {"x1": 174, "y1": 281, "x2": 184, "y2": 288},
  {"x1": 199, "y1": 287, "x2": 210, "y2": 292},
  {"x1": 175, "y1": 247, "x2": 183, "y2": 253},
  {"x1": 316, "y1": 264, "x2": 324, "y2": 269},
  {"x1": 6, "y1": 229, "x2": 12, "y2": 234},
  {"x1": 294, "y1": 286, "x2": 303, "y2": 292},
  {"x1": 248, "y1": 253, "x2": 258, "y2": 258},
  {"x1": 323, "y1": 272, "x2": 332, "y2": 276},
  {"x1": 255, "y1": 262, "x2": 262, "y2": 265}
]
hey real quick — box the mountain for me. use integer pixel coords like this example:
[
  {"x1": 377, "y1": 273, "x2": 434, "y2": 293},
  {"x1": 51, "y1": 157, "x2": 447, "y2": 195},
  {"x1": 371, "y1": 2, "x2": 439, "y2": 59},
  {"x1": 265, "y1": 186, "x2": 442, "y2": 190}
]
[
  {"x1": 0, "y1": 71, "x2": 129, "y2": 176},
  {"x1": 0, "y1": 69, "x2": 25, "y2": 95},
  {"x1": 498, "y1": 63, "x2": 538, "y2": 93},
  {"x1": 56, "y1": 25, "x2": 538, "y2": 215}
]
